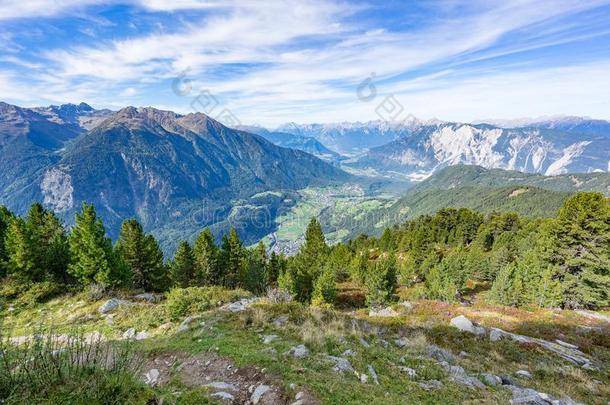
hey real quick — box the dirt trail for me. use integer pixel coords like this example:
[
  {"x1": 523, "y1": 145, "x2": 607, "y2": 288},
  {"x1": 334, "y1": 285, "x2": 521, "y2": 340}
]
[{"x1": 142, "y1": 351, "x2": 319, "y2": 404}]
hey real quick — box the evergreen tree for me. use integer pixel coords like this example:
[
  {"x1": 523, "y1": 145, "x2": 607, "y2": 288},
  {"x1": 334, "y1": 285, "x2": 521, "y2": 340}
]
[
  {"x1": 266, "y1": 251, "x2": 285, "y2": 287},
  {"x1": 546, "y1": 193, "x2": 610, "y2": 308},
  {"x1": 193, "y1": 228, "x2": 219, "y2": 286},
  {"x1": 25, "y1": 203, "x2": 69, "y2": 282},
  {"x1": 116, "y1": 219, "x2": 167, "y2": 291},
  {"x1": 311, "y1": 268, "x2": 336, "y2": 307},
  {"x1": 365, "y1": 253, "x2": 398, "y2": 308},
  {"x1": 242, "y1": 242, "x2": 268, "y2": 294},
  {"x1": 219, "y1": 228, "x2": 245, "y2": 288},
  {"x1": 0, "y1": 206, "x2": 12, "y2": 277},
  {"x1": 171, "y1": 241, "x2": 195, "y2": 288},
  {"x1": 4, "y1": 218, "x2": 38, "y2": 282},
  {"x1": 68, "y1": 203, "x2": 125, "y2": 287}
]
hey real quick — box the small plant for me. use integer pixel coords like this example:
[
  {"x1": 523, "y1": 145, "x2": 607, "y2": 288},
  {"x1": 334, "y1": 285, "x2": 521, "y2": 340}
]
[
  {"x1": 164, "y1": 286, "x2": 251, "y2": 319},
  {"x1": 0, "y1": 327, "x2": 147, "y2": 403}
]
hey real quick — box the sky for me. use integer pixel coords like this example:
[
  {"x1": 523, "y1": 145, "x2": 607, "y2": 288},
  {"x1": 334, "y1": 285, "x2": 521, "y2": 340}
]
[{"x1": 1, "y1": 0, "x2": 610, "y2": 127}]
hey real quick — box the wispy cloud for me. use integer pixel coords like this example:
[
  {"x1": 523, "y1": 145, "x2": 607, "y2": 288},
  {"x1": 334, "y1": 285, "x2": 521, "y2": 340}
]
[{"x1": 0, "y1": 0, "x2": 609, "y2": 124}]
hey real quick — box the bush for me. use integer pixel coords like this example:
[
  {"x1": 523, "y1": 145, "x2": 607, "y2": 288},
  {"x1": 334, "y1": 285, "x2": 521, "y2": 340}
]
[
  {"x1": 164, "y1": 286, "x2": 251, "y2": 319},
  {"x1": 0, "y1": 329, "x2": 148, "y2": 403},
  {"x1": 0, "y1": 280, "x2": 65, "y2": 308}
]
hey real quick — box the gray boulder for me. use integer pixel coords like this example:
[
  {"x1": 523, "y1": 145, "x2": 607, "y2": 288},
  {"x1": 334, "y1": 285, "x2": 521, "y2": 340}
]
[
  {"x1": 450, "y1": 315, "x2": 486, "y2": 335},
  {"x1": 251, "y1": 384, "x2": 271, "y2": 404},
  {"x1": 326, "y1": 355, "x2": 355, "y2": 373},
  {"x1": 98, "y1": 298, "x2": 131, "y2": 314},
  {"x1": 286, "y1": 344, "x2": 309, "y2": 358}
]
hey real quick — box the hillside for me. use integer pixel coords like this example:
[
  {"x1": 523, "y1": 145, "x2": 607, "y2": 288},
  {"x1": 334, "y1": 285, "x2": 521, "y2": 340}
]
[{"x1": 331, "y1": 165, "x2": 610, "y2": 238}]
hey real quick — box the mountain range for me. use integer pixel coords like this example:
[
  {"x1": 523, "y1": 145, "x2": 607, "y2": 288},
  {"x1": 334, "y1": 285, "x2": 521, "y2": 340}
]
[
  {"x1": 1, "y1": 101, "x2": 609, "y2": 254},
  {"x1": 0, "y1": 102, "x2": 349, "y2": 252}
]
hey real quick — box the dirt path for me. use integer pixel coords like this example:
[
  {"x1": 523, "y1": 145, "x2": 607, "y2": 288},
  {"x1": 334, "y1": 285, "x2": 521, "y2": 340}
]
[{"x1": 142, "y1": 351, "x2": 319, "y2": 404}]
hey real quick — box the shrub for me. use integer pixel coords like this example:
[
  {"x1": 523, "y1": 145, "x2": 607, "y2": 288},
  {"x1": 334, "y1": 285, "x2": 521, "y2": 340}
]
[
  {"x1": 164, "y1": 286, "x2": 251, "y2": 319},
  {"x1": 14, "y1": 281, "x2": 64, "y2": 307}
]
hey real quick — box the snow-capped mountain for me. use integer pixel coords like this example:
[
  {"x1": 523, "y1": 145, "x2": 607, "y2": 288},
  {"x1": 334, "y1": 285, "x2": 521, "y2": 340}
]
[
  {"x1": 349, "y1": 122, "x2": 610, "y2": 179},
  {"x1": 476, "y1": 116, "x2": 610, "y2": 137},
  {"x1": 276, "y1": 117, "x2": 434, "y2": 155}
]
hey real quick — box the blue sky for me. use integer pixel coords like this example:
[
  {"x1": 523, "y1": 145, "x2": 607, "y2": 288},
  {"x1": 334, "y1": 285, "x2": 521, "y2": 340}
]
[{"x1": 1, "y1": 0, "x2": 610, "y2": 126}]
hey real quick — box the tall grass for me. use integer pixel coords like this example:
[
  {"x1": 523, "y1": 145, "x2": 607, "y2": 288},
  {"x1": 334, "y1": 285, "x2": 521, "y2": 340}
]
[{"x1": 0, "y1": 327, "x2": 148, "y2": 404}]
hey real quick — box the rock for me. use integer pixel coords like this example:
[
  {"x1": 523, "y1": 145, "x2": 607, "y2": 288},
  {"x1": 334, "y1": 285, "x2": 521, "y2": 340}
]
[
  {"x1": 295, "y1": 391, "x2": 305, "y2": 400},
  {"x1": 286, "y1": 344, "x2": 309, "y2": 358},
  {"x1": 367, "y1": 365, "x2": 379, "y2": 385},
  {"x1": 157, "y1": 322, "x2": 173, "y2": 332},
  {"x1": 211, "y1": 391, "x2": 235, "y2": 402},
  {"x1": 555, "y1": 339, "x2": 578, "y2": 349},
  {"x1": 418, "y1": 380, "x2": 443, "y2": 390},
  {"x1": 135, "y1": 331, "x2": 149, "y2": 340},
  {"x1": 450, "y1": 315, "x2": 486, "y2": 335},
  {"x1": 369, "y1": 306, "x2": 399, "y2": 317},
  {"x1": 489, "y1": 327, "x2": 595, "y2": 369},
  {"x1": 508, "y1": 386, "x2": 550, "y2": 405},
  {"x1": 398, "y1": 301, "x2": 413, "y2": 310},
  {"x1": 144, "y1": 369, "x2": 160, "y2": 386},
  {"x1": 326, "y1": 356, "x2": 355, "y2": 373},
  {"x1": 98, "y1": 298, "x2": 131, "y2": 314},
  {"x1": 177, "y1": 315, "x2": 202, "y2": 333},
  {"x1": 263, "y1": 347, "x2": 277, "y2": 354},
  {"x1": 395, "y1": 337, "x2": 409, "y2": 348},
  {"x1": 206, "y1": 382, "x2": 238, "y2": 391},
  {"x1": 84, "y1": 331, "x2": 104, "y2": 344},
  {"x1": 441, "y1": 362, "x2": 485, "y2": 389},
  {"x1": 427, "y1": 345, "x2": 456, "y2": 363},
  {"x1": 273, "y1": 314, "x2": 290, "y2": 327},
  {"x1": 251, "y1": 384, "x2": 271, "y2": 404},
  {"x1": 223, "y1": 298, "x2": 260, "y2": 312},
  {"x1": 122, "y1": 328, "x2": 136, "y2": 340},
  {"x1": 481, "y1": 373, "x2": 502, "y2": 386},
  {"x1": 399, "y1": 366, "x2": 417, "y2": 379},
  {"x1": 379, "y1": 339, "x2": 389, "y2": 348},
  {"x1": 358, "y1": 337, "x2": 370, "y2": 348},
  {"x1": 262, "y1": 334, "x2": 279, "y2": 344},
  {"x1": 133, "y1": 293, "x2": 163, "y2": 303},
  {"x1": 489, "y1": 328, "x2": 504, "y2": 342},
  {"x1": 359, "y1": 373, "x2": 368, "y2": 383},
  {"x1": 342, "y1": 349, "x2": 356, "y2": 357},
  {"x1": 499, "y1": 374, "x2": 518, "y2": 386},
  {"x1": 267, "y1": 287, "x2": 293, "y2": 304},
  {"x1": 575, "y1": 310, "x2": 610, "y2": 323},
  {"x1": 516, "y1": 370, "x2": 532, "y2": 379}
]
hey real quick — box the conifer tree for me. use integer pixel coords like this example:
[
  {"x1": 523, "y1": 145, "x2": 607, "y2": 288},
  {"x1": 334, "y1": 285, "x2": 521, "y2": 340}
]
[
  {"x1": 68, "y1": 203, "x2": 125, "y2": 287},
  {"x1": 0, "y1": 206, "x2": 15, "y2": 278},
  {"x1": 193, "y1": 228, "x2": 219, "y2": 286},
  {"x1": 170, "y1": 241, "x2": 195, "y2": 288},
  {"x1": 311, "y1": 267, "x2": 336, "y2": 307},
  {"x1": 4, "y1": 217, "x2": 38, "y2": 282},
  {"x1": 365, "y1": 253, "x2": 397, "y2": 308},
  {"x1": 219, "y1": 228, "x2": 245, "y2": 288},
  {"x1": 546, "y1": 193, "x2": 610, "y2": 308},
  {"x1": 116, "y1": 219, "x2": 167, "y2": 291},
  {"x1": 266, "y1": 251, "x2": 285, "y2": 287},
  {"x1": 25, "y1": 203, "x2": 69, "y2": 282},
  {"x1": 242, "y1": 242, "x2": 268, "y2": 294}
]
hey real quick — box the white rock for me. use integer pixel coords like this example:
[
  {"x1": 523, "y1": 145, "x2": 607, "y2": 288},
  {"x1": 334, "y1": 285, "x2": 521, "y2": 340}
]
[
  {"x1": 399, "y1": 366, "x2": 417, "y2": 379},
  {"x1": 360, "y1": 373, "x2": 368, "y2": 383},
  {"x1": 135, "y1": 331, "x2": 149, "y2": 340},
  {"x1": 555, "y1": 339, "x2": 578, "y2": 349},
  {"x1": 516, "y1": 370, "x2": 532, "y2": 379},
  {"x1": 450, "y1": 315, "x2": 485, "y2": 335},
  {"x1": 326, "y1": 355, "x2": 354, "y2": 373},
  {"x1": 262, "y1": 335, "x2": 279, "y2": 344},
  {"x1": 122, "y1": 328, "x2": 136, "y2": 340},
  {"x1": 98, "y1": 298, "x2": 131, "y2": 314},
  {"x1": 358, "y1": 337, "x2": 370, "y2": 348},
  {"x1": 133, "y1": 293, "x2": 163, "y2": 302},
  {"x1": 367, "y1": 365, "x2": 379, "y2": 385},
  {"x1": 273, "y1": 315, "x2": 290, "y2": 327},
  {"x1": 395, "y1": 337, "x2": 409, "y2": 348},
  {"x1": 286, "y1": 344, "x2": 309, "y2": 358},
  {"x1": 223, "y1": 298, "x2": 259, "y2": 312},
  {"x1": 251, "y1": 384, "x2": 271, "y2": 404},
  {"x1": 489, "y1": 328, "x2": 504, "y2": 342},
  {"x1": 211, "y1": 392, "x2": 235, "y2": 401},
  {"x1": 144, "y1": 369, "x2": 160, "y2": 386}
]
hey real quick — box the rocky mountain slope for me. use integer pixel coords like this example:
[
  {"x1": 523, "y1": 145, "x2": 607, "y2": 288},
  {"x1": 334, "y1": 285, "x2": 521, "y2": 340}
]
[{"x1": 348, "y1": 122, "x2": 610, "y2": 180}]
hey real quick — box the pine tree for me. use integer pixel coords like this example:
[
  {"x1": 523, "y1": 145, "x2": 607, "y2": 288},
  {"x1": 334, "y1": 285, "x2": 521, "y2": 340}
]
[
  {"x1": 4, "y1": 218, "x2": 38, "y2": 282},
  {"x1": 266, "y1": 251, "x2": 285, "y2": 287},
  {"x1": 116, "y1": 219, "x2": 167, "y2": 292},
  {"x1": 68, "y1": 203, "x2": 125, "y2": 287},
  {"x1": 0, "y1": 206, "x2": 12, "y2": 278},
  {"x1": 193, "y1": 228, "x2": 219, "y2": 286},
  {"x1": 365, "y1": 253, "x2": 397, "y2": 308},
  {"x1": 242, "y1": 242, "x2": 268, "y2": 294},
  {"x1": 25, "y1": 203, "x2": 69, "y2": 282},
  {"x1": 546, "y1": 193, "x2": 610, "y2": 308},
  {"x1": 311, "y1": 267, "x2": 336, "y2": 307},
  {"x1": 170, "y1": 241, "x2": 195, "y2": 288},
  {"x1": 219, "y1": 228, "x2": 245, "y2": 288}
]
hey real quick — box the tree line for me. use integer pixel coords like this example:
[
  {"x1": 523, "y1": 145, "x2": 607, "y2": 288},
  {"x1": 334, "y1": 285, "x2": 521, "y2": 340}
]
[
  {"x1": 1, "y1": 192, "x2": 608, "y2": 310},
  {"x1": 0, "y1": 202, "x2": 287, "y2": 297}
]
